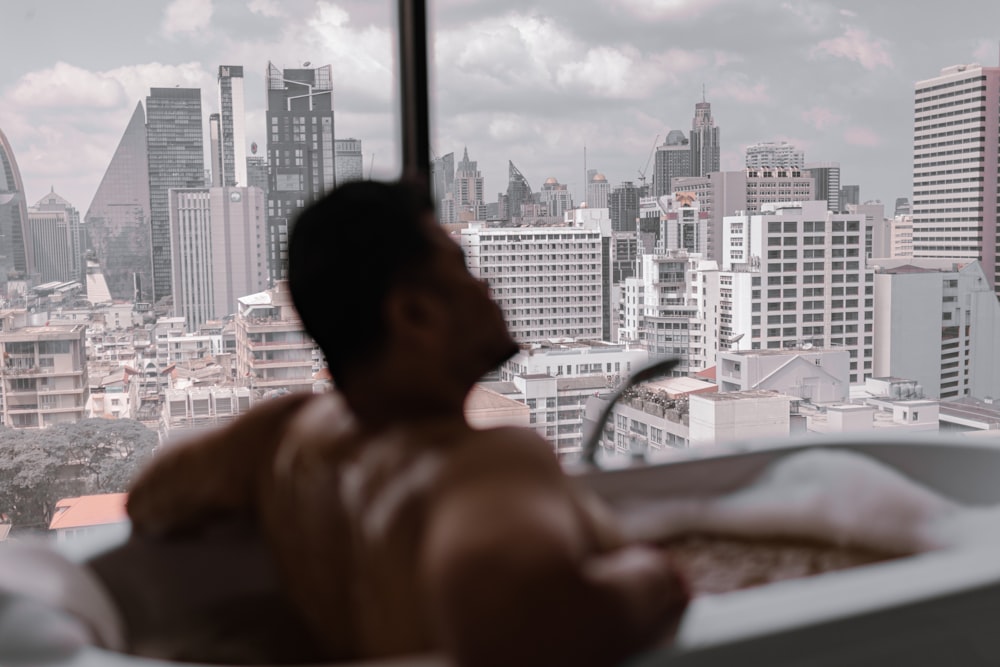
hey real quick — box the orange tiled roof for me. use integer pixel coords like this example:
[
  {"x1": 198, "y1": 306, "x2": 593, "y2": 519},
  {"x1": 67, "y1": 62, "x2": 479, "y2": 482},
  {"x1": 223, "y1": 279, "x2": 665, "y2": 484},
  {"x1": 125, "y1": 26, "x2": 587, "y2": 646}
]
[
  {"x1": 695, "y1": 365, "x2": 717, "y2": 380},
  {"x1": 48, "y1": 493, "x2": 128, "y2": 531}
]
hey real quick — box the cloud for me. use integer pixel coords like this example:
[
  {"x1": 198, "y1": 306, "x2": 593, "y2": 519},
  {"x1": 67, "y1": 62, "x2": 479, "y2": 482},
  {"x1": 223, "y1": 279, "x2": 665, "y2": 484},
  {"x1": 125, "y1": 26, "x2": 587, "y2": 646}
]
[
  {"x1": 801, "y1": 106, "x2": 845, "y2": 130},
  {"x1": 811, "y1": 27, "x2": 893, "y2": 70},
  {"x1": 972, "y1": 38, "x2": 997, "y2": 65},
  {"x1": 711, "y1": 74, "x2": 770, "y2": 105},
  {"x1": 162, "y1": 0, "x2": 213, "y2": 37},
  {"x1": 8, "y1": 62, "x2": 125, "y2": 109},
  {"x1": 839, "y1": 8, "x2": 858, "y2": 17},
  {"x1": 614, "y1": 0, "x2": 734, "y2": 21},
  {"x1": 248, "y1": 0, "x2": 284, "y2": 17},
  {"x1": 843, "y1": 126, "x2": 881, "y2": 147}
]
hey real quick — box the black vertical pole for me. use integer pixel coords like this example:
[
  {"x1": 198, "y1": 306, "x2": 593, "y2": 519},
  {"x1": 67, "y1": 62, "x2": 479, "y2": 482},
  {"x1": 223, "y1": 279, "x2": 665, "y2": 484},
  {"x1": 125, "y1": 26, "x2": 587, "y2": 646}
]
[{"x1": 398, "y1": 0, "x2": 431, "y2": 193}]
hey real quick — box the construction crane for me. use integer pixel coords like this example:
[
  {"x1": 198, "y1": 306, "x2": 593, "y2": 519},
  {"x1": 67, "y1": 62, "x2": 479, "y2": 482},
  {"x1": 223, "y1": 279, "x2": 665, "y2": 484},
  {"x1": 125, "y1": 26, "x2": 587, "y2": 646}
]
[{"x1": 636, "y1": 133, "x2": 660, "y2": 189}]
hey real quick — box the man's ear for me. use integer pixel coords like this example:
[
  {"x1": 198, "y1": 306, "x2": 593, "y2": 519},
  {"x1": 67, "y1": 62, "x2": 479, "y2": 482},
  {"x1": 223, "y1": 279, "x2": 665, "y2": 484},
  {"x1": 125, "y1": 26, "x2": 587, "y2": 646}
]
[{"x1": 384, "y1": 286, "x2": 446, "y2": 340}]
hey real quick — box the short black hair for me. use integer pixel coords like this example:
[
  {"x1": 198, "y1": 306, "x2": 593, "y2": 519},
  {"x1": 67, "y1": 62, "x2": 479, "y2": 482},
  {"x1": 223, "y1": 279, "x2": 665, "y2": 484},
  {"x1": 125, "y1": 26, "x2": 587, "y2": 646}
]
[{"x1": 288, "y1": 180, "x2": 435, "y2": 384}]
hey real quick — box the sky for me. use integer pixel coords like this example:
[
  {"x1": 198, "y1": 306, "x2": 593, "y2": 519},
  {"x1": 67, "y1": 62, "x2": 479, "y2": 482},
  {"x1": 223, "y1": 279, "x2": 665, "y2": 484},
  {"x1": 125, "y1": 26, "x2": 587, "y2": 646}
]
[{"x1": 1, "y1": 0, "x2": 1000, "y2": 215}]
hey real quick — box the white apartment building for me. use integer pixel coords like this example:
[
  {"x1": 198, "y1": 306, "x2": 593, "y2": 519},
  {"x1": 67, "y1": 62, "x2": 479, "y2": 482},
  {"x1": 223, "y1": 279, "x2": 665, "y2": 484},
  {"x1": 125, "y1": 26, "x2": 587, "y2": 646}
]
[
  {"x1": 621, "y1": 250, "x2": 720, "y2": 375},
  {"x1": 658, "y1": 193, "x2": 709, "y2": 256},
  {"x1": 721, "y1": 201, "x2": 874, "y2": 384},
  {"x1": 160, "y1": 386, "x2": 254, "y2": 440},
  {"x1": 586, "y1": 173, "x2": 610, "y2": 209},
  {"x1": 891, "y1": 214, "x2": 914, "y2": 257},
  {"x1": 235, "y1": 281, "x2": 321, "y2": 394},
  {"x1": 873, "y1": 259, "x2": 1000, "y2": 400},
  {"x1": 168, "y1": 186, "x2": 267, "y2": 332},
  {"x1": 0, "y1": 325, "x2": 89, "y2": 428},
  {"x1": 912, "y1": 63, "x2": 1000, "y2": 292},
  {"x1": 716, "y1": 348, "x2": 851, "y2": 404},
  {"x1": 745, "y1": 141, "x2": 805, "y2": 169},
  {"x1": 489, "y1": 340, "x2": 649, "y2": 456},
  {"x1": 461, "y1": 208, "x2": 611, "y2": 342}
]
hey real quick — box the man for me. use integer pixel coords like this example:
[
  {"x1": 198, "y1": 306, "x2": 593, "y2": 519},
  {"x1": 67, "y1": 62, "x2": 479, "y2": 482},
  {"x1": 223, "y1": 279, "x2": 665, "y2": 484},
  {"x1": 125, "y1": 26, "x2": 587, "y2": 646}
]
[{"x1": 126, "y1": 180, "x2": 688, "y2": 666}]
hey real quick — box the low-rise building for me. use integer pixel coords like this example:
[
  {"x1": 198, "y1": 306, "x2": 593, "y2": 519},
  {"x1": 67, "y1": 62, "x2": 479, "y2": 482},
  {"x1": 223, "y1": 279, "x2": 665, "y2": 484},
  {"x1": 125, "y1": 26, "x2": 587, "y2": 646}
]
[{"x1": 716, "y1": 347, "x2": 850, "y2": 404}]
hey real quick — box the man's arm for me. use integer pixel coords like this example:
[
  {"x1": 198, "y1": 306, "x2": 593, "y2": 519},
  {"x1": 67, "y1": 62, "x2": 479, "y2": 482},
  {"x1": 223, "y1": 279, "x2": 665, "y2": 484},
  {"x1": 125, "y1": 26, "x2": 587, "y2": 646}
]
[{"x1": 420, "y1": 432, "x2": 688, "y2": 667}]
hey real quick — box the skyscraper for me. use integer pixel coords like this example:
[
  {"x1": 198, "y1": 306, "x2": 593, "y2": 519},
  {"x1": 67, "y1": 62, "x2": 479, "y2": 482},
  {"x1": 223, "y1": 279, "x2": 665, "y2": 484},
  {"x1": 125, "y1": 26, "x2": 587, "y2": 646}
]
[
  {"x1": 146, "y1": 88, "x2": 205, "y2": 301},
  {"x1": 608, "y1": 181, "x2": 641, "y2": 233},
  {"x1": 505, "y1": 160, "x2": 532, "y2": 221},
  {"x1": 209, "y1": 113, "x2": 223, "y2": 187},
  {"x1": 168, "y1": 186, "x2": 267, "y2": 331},
  {"x1": 86, "y1": 102, "x2": 152, "y2": 303},
  {"x1": 265, "y1": 62, "x2": 334, "y2": 283},
  {"x1": 805, "y1": 162, "x2": 841, "y2": 213},
  {"x1": 217, "y1": 65, "x2": 247, "y2": 187},
  {"x1": 912, "y1": 63, "x2": 1000, "y2": 293},
  {"x1": 0, "y1": 128, "x2": 34, "y2": 282},
  {"x1": 690, "y1": 99, "x2": 720, "y2": 177},
  {"x1": 586, "y1": 173, "x2": 610, "y2": 209},
  {"x1": 653, "y1": 130, "x2": 692, "y2": 198},
  {"x1": 27, "y1": 189, "x2": 82, "y2": 284},
  {"x1": 431, "y1": 152, "x2": 455, "y2": 210}
]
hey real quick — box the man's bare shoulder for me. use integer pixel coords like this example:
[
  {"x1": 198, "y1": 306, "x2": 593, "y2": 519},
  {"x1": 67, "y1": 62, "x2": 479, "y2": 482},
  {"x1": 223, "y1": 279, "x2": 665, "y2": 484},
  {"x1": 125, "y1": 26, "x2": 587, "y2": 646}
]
[{"x1": 434, "y1": 425, "x2": 564, "y2": 489}]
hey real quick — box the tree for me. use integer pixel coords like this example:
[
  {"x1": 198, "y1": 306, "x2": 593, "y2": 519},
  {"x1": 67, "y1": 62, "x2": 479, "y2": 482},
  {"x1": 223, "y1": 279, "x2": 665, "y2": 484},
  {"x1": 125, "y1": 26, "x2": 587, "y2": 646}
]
[{"x1": 0, "y1": 419, "x2": 157, "y2": 534}]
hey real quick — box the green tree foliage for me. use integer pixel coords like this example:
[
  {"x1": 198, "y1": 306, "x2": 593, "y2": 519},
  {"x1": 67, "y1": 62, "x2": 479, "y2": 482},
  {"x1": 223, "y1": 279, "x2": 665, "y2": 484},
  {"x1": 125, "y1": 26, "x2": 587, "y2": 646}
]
[{"x1": 0, "y1": 419, "x2": 157, "y2": 533}]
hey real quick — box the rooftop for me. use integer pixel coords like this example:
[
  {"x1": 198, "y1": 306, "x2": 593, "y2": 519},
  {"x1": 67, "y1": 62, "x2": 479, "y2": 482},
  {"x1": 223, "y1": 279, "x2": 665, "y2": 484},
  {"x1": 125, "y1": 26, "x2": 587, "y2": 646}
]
[
  {"x1": 693, "y1": 389, "x2": 788, "y2": 402},
  {"x1": 49, "y1": 493, "x2": 128, "y2": 531}
]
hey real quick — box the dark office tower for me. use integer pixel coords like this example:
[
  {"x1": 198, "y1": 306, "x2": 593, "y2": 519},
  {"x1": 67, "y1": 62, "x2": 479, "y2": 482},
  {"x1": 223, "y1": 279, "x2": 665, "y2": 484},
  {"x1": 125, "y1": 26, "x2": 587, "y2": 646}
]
[
  {"x1": 247, "y1": 155, "x2": 268, "y2": 194},
  {"x1": 690, "y1": 99, "x2": 720, "y2": 177},
  {"x1": 0, "y1": 128, "x2": 34, "y2": 281},
  {"x1": 86, "y1": 102, "x2": 152, "y2": 302},
  {"x1": 653, "y1": 130, "x2": 692, "y2": 198},
  {"x1": 840, "y1": 184, "x2": 860, "y2": 211},
  {"x1": 505, "y1": 160, "x2": 532, "y2": 221},
  {"x1": 805, "y1": 161, "x2": 841, "y2": 213},
  {"x1": 218, "y1": 65, "x2": 247, "y2": 187},
  {"x1": 265, "y1": 61, "x2": 334, "y2": 283},
  {"x1": 609, "y1": 181, "x2": 641, "y2": 233},
  {"x1": 146, "y1": 88, "x2": 205, "y2": 301},
  {"x1": 431, "y1": 152, "x2": 454, "y2": 207},
  {"x1": 209, "y1": 113, "x2": 223, "y2": 187},
  {"x1": 894, "y1": 197, "x2": 911, "y2": 216}
]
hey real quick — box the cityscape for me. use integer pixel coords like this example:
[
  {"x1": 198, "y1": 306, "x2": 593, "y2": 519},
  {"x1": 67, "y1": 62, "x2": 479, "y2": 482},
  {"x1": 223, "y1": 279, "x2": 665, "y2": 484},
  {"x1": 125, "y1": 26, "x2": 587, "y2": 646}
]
[{"x1": 0, "y1": 1, "x2": 998, "y2": 540}]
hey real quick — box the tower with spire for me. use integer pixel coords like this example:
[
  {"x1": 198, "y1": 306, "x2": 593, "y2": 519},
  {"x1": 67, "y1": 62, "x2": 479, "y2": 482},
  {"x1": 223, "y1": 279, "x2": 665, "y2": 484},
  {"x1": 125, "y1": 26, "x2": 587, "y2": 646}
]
[{"x1": 690, "y1": 90, "x2": 720, "y2": 177}]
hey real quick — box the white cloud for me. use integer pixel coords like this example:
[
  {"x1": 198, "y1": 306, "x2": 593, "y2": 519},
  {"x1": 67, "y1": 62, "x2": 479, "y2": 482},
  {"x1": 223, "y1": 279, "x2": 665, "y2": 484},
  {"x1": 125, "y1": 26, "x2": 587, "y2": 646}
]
[
  {"x1": 614, "y1": 0, "x2": 734, "y2": 20},
  {"x1": 162, "y1": 0, "x2": 214, "y2": 37},
  {"x1": 8, "y1": 62, "x2": 124, "y2": 109},
  {"x1": 712, "y1": 75, "x2": 770, "y2": 105},
  {"x1": 811, "y1": 27, "x2": 893, "y2": 70},
  {"x1": 972, "y1": 38, "x2": 998, "y2": 65},
  {"x1": 248, "y1": 0, "x2": 284, "y2": 18}
]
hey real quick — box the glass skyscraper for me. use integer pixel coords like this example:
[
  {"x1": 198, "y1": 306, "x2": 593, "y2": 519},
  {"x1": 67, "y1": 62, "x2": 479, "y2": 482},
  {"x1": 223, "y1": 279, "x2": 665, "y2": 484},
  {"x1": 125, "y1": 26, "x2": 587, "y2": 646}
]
[{"x1": 0, "y1": 127, "x2": 34, "y2": 282}]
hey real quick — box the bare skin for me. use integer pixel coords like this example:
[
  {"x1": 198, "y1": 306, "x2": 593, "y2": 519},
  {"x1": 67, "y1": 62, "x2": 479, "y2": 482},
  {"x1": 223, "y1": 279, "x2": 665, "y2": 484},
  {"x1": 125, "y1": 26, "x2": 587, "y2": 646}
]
[{"x1": 127, "y1": 208, "x2": 689, "y2": 666}]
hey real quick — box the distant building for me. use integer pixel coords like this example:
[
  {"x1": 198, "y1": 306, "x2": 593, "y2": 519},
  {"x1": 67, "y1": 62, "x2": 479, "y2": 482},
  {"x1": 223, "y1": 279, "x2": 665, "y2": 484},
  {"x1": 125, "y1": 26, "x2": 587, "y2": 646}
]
[
  {"x1": 216, "y1": 65, "x2": 247, "y2": 187},
  {"x1": 609, "y1": 181, "x2": 642, "y2": 233},
  {"x1": 894, "y1": 197, "x2": 911, "y2": 217},
  {"x1": 745, "y1": 141, "x2": 804, "y2": 169},
  {"x1": 804, "y1": 162, "x2": 841, "y2": 213},
  {"x1": 167, "y1": 186, "x2": 267, "y2": 331},
  {"x1": 586, "y1": 173, "x2": 610, "y2": 209},
  {"x1": 912, "y1": 63, "x2": 1000, "y2": 293},
  {"x1": 505, "y1": 160, "x2": 533, "y2": 221},
  {"x1": 85, "y1": 102, "x2": 152, "y2": 303},
  {"x1": 235, "y1": 281, "x2": 321, "y2": 394},
  {"x1": 840, "y1": 185, "x2": 860, "y2": 210},
  {"x1": 335, "y1": 138, "x2": 363, "y2": 184},
  {"x1": 265, "y1": 62, "x2": 334, "y2": 283},
  {"x1": 49, "y1": 493, "x2": 127, "y2": 542},
  {"x1": 540, "y1": 177, "x2": 573, "y2": 218},
  {"x1": 0, "y1": 324, "x2": 89, "y2": 428},
  {"x1": 847, "y1": 202, "x2": 890, "y2": 259},
  {"x1": 890, "y1": 215, "x2": 914, "y2": 257},
  {"x1": 146, "y1": 88, "x2": 205, "y2": 302},
  {"x1": 873, "y1": 259, "x2": 1000, "y2": 400},
  {"x1": 246, "y1": 155, "x2": 268, "y2": 195},
  {"x1": 653, "y1": 130, "x2": 691, "y2": 198},
  {"x1": 160, "y1": 386, "x2": 254, "y2": 440},
  {"x1": 690, "y1": 99, "x2": 720, "y2": 178},
  {"x1": 0, "y1": 127, "x2": 35, "y2": 282},
  {"x1": 716, "y1": 348, "x2": 850, "y2": 404},
  {"x1": 27, "y1": 189, "x2": 83, "y2": 284}
]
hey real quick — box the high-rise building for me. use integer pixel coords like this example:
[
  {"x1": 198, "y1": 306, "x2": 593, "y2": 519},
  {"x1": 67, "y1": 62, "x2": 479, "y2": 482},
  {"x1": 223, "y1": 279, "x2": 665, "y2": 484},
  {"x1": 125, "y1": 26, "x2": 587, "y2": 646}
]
[
  {"x1": 505, "y1": 160, "x2": 533, "y2": 221},
  {"x1": 690, "y1": 99, "x2": 720, "y2": 177},
  {"x1": 840, "y1": 185, "x2": 860, "y2": 210},
  {"x1": 745, "y1": 141, "x2": 804, "y2": 169},
  {"x1": 609, "y1": 181, "x2": 642, "y2": 233},
  {"x1": 912, "y1": 63, "x2": 1000, "y2": 293},
  {"x1": 461, "y1": 208, "x2": 612, "y2": 342},
  {"x1": 540, "y1": 177, "x2": 573, "y2": 218},
  {"x1": 586, "y1": 173, "x2": 610, "y2": 209},
  {"x1": 431, "y1": 152, "x2": 455, "y2": 211},
  {"x1": 27, "y1": 189, "x2": 82, "y2": 284},
  {"x1": 146, "y1": 88, "x2": 205, "y2": 302},
  {"x1": 0, "y1": 128, "x2": 34, "y2": 282},
  {"x1": 85, "y1": 102, "x2": 152, "y2": 303},
  {"x1": 217, "y1": 65, "x2": 247, "y2": 187},
  {"x1": 265, "y1": 62, "x2": 334, "y2": 283},
  {"x1": 805, "y1": 162, "x2": 841, "y2": 213},
  {"x1": 847, "y1": 202, "x2": 889, "y2": 259},
  {"x1": 658, "y1": 193, "x2": 709, "y2": 256},
  {"x1": 246, "y1": 155, "x2": 268, "y2": 195},
  {"x1": 890, "y1": 215, "x2": 914, "y2": 258},
  {"x1": 454, "y1": 147, "x2": 484, "y2": 207},
  {"x1": 208, "y1": 113, "x2": 223, "y2": 188},
  {"x1": 334, "y1": 138, "x2": 363, "y2": 184},
  {"x1": 720, "y1": 201, "x2": 874, "y2": 384},
  {"x1": 894, "y1": 197, "x2": 911, "y2": 217},
  {"x1": 873, "y1": 259, "x2": 1000, "y2": 399},
  {"x1": 168, "y1": 186, "x2": 267, "y2": 331},
  {"x1": 653, "y1": 130, "x2": 691, "y2": 198}
]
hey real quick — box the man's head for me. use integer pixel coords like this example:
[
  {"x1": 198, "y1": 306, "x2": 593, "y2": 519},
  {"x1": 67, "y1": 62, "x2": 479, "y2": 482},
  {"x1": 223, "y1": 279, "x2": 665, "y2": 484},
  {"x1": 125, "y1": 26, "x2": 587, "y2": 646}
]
[{"x1": 288, "y1": 180, "x2": 516, "y2": 398}]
